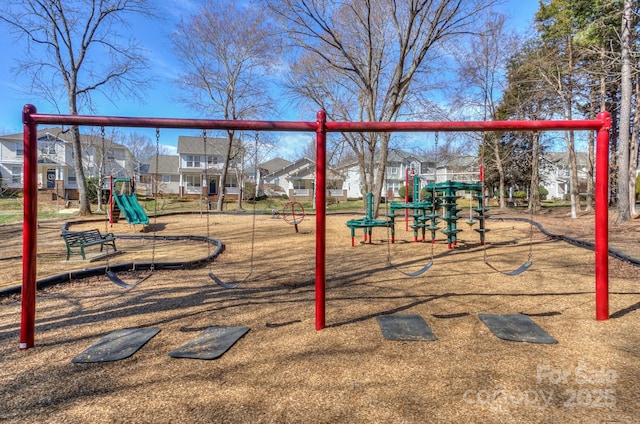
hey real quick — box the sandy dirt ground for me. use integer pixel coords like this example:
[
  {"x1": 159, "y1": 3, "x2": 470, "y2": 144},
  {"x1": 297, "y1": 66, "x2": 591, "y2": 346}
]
[{"x1": 0, "y1": 208, "x2": 639, "y2": 423}]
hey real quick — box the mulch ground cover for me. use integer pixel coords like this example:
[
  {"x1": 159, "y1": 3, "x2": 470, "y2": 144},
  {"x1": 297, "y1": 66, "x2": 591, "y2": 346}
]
[{"x1": 1, "y1": 208, "x2": 639, "y2": 423}]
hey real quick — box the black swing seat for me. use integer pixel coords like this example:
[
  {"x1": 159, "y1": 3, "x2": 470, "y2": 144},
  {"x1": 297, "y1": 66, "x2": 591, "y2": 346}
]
[
  {"x1": 402, "y1": 262, "x2": 433, "y2": 277},
  {"x1": 106, "y1": 269, "x2": 153, "y2": 289},
  {"x1": 208, "y1": 272, "x2": 241, "y2": 289},
  {"x1": 388, "y1": 260, "x2": 433, "y2": 277},
  {"x1": 505, "y1": 261, "x2": 533, "y2": 276},
  {"x1": 485, "y1": 260, "x2": 532, "y2": 276}
]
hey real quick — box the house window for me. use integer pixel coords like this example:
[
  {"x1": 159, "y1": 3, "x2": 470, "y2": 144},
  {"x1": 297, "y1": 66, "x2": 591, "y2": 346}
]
[
  {"x1": 327, "y1": 180, "x2": 341, "y2": 190},
  {"x1": 186, "y1": 155, "x2": 201, "y2": 168},
  {"x1": 68, "y1": 169, "x2": 77, "y2": 184},
  {"x1": 207, "y1": 155, "x2": 218, "y2": 165},
  {"x1": 184, "y1": 174, "x2": 201, "y2": 188},
  {"x1": 11, "y1": 166, "x2": 21, "y2": 184},
  {"x1": 39, "y1": 143, "x2": 56, "y2": 155},
  {"x1": 15, "y1": 143, "x2": 24, "y2": 157},
  {"x1": 225, "y1": 175, "x2": 238, "y2": 188},
  {"x1": 112, "y1": 149, "x2": 124, "y2": 160},
  {"x1": 293, "y1": 180, "x2": 306, "y2": 190},
  {"x1": 388, "y1": 166, "x2": 399, "y2": 175},
  {"x1": 162, "y1": 175, "x2": 171, "y2": 184}
]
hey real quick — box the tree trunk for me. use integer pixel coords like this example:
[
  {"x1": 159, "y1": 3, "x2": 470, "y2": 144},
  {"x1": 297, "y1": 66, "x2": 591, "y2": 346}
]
[
  {"x1": 529, "y1": 132, "x2": 541, "y2": 213},
  {"x1": 216, "y1": 131, "x2": 234, "y2": 211},
  {"x1": 372, "y1": 133, "x2": 391, "y2": 218},
  {"x1": 567, "y1": 130, "x2": 579, "y2": 218},
  {"x1": 584, "y1": 84, "x2": 596, "y2": 213},
  {"x1": 585, "y1": 129, "x2": 595, "y2": 213},
  {"x1": 70, "y1": 126, "x2": 91, "y2": 215},
  {"x1": 617, "y1": 0, "x2": 632, "y2": 223},
  {"x1": 566, "y1": 34, "x2": 579, "y2": 219},
  {"x1": 492, "y1": 137, "x2": 506, "y2": 209},
  {"x1": 357, "y1": 153, "x2": 368, "y2": 211},
  {"x1": 237, "y1": 181, "x2": 244, "y2": 211},
  {"x1": 629, "y1": 76, "x2": 639, "y2": 216}
]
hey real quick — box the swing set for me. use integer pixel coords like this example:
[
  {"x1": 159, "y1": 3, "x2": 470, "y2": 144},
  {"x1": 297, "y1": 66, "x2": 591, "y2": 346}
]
[{"x1": 19, "y1": 104, "x2": 611, "y2": 350}]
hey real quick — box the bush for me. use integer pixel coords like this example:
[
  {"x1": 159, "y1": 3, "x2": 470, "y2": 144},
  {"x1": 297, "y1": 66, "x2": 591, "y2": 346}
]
[
  {"x1": 513, "y1": 190, "x2": 527, "y2": 199},
  {"x1": 398, "y1": 185, "x2": 414, "y2": 201},
  {"x1": 539, "y1": 186, "x2": 549, "y2": 200}
]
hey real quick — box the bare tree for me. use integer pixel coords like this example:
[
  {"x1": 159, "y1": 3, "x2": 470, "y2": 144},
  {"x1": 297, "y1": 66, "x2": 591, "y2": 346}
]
[
  {"x1": 617, "y1": 0, "x2": 633, "y2": 222},
  {"x1": 270, "y1": 0, "x2": 493, "y2": 216},
  {"x1": 452, "y1": 12, "x2": 519, "y2": 209},
  {"x1": 172, "y1": 0, "x2": 280, "y2": 211},
  {"x1": 124, "y1": 133, "x2": 163, "y2": 168},
  {"x1": 0, "y1": 0, "x2": 155, "y2": 215}
]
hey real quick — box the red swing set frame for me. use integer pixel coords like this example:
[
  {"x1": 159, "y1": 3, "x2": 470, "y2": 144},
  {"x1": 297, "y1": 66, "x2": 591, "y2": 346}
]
[{"x1": 19, "y1": 104, "x2": 611, "y2": 349}]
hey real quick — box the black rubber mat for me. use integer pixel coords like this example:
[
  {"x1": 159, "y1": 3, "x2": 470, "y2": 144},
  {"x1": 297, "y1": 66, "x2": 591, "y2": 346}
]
[
  {"x1": 376, "y1": 314, "x2": 436, "y2": 341},
  {"x1": 478, "y1": 314, "x2": 557, "y2": 344},
  {"x1": 72, "y1": 328, "x2": 160, "y2": 363},
  {"x1": 169, "y1": 326, "x2": 250, "y2": 360}
]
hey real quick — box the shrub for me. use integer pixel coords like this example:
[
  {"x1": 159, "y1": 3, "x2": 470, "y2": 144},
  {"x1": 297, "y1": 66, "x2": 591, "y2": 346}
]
[
  {"x1": 539, "y1": 186, "x2": 549, "y2": 200},
  {"x1": 398, "y1": 185, "x2": 414, "y2": 201},
  {"x1": 513, "y1": 190, "x2": 527, "y2": 199}
]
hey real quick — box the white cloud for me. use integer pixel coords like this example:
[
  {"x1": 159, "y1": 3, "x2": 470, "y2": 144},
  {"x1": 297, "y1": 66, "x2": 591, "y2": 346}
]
[
  {"x1": 270, "y1": 133, "x2": 313, "y2": 160},
  {"x1": 161, "y1": 143, "x2": 178, "y2": 155}
]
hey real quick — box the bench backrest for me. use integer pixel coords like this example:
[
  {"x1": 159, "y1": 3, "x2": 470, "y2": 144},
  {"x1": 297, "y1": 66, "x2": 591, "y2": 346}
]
[{"x1": 62, "y1": 229, "x2": 105, "y2": 244}]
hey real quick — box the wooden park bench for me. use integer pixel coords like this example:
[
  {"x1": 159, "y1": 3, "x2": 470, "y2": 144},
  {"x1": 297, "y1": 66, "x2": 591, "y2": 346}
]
[{"x1": 61, "y1": 228, "x2": 117, "y2": 260}]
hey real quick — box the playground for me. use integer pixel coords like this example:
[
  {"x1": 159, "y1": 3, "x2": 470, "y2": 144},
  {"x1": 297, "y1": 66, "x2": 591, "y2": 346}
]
[{"x1": 1, "y1": 207, "x2": 639, "y2": 423}]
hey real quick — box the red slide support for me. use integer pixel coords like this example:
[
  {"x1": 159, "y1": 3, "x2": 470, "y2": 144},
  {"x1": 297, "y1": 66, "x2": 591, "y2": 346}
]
[{"x1": 20, "y1": 104, "x2": 610, "y2": 349}]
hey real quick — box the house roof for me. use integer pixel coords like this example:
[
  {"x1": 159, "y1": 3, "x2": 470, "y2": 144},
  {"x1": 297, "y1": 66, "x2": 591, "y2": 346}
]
[
  {"x1": 440, "y1": 156, "x2": 478, "y2": 170},
  {"x1": 260, "y1": 157, "x2": 293, "y2": 174},
  {"x1": 386, "y1": 149, "x2": 425, "y2": 163},
  {"x1": 336, "y1": 149, "x2": 425, "y2": 171},
  {"x1": 0, "y1": 127, "x2": 126, "y2": 149},
  {"x1": 543, "y1": 152, "x2": 590, "y2": 168},
  {"x1": 1, "y1": 127, "x2": 71, "y2": 142},
  {"x1": 177, "y1": 135, "x2": 243, "y2": 156},
  {"x1": 149, "y1": 155, "x2": 180, "y2": 174},
  {"x1": 268, "y1": 157, "x2": 315, "y2": 179},
  {"x1": 267, "y1": 157, "x2": 342, "y2": 180}
]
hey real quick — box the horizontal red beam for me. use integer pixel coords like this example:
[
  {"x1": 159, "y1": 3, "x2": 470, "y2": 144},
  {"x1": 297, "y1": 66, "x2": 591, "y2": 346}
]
[
  {"x1": 26, "y1": 109, "x2": 604, "y2": 133},
  {"x1": 326, "y1": 119, "x2": 604, "y2": 132}
]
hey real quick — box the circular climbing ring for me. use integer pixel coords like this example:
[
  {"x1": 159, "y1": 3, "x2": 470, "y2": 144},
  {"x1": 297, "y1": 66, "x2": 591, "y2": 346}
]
[{"x1": 282, "y1": 201, "x2": 305, "y2": 225}]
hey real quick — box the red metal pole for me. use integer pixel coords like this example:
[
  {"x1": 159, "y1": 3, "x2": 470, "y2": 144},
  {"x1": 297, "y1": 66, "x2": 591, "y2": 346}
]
[
  {"x1": 315, "y1": 111, "x2": 326, "y2": 330},
  {"x1": 20, "y1": 105, "x2": 38, "y2": 350},
  {"x1": 595, "y1": 111, "x2": 611, "y2": 320}
]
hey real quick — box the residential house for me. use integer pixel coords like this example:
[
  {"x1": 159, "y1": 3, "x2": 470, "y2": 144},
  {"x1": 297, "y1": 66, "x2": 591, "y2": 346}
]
[
  {"x1": 147, "y1": 135, "x2": 245, "y2": 198},
  {"x1": 261, "y1": 157, "x2": 347, "y2": 202},
  {"x1": 338, "y1": 149, "x2": 428, "y2": 199},
  {"x1": 435, "y1": 156, "x2": 481, "y2": 184},
  {"x1": 338, "y1": 150, "x2": 482, "y2": 199},
  {"x1": 147, "y1": 155, "x2": 180, "y2": 195},
  {"x1": 257, "y1": 157, "x2": 292, "y2": 197},
  {"x1": 0, "y1": 127, "x2": 135, "y2": 200},
  {"x1": 540, "y1": 151, "x2": 590, "y2": 200}
]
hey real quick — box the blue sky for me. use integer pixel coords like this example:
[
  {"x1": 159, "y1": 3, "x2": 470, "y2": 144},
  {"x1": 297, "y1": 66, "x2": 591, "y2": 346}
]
[{"x1": 0, "y1": 0, "x2": 539, "y2": 158}]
